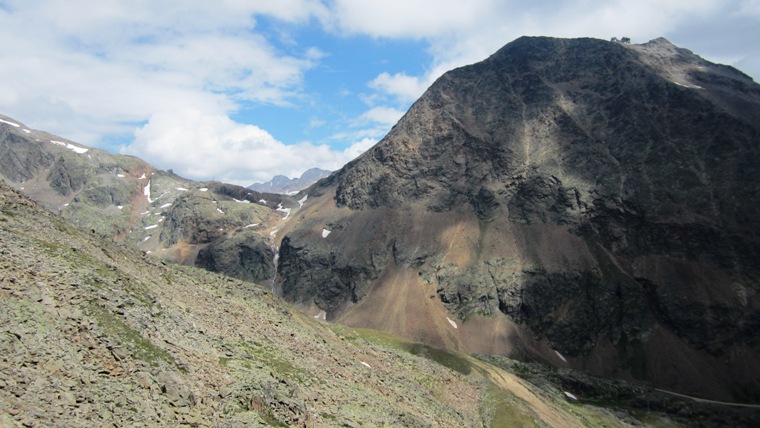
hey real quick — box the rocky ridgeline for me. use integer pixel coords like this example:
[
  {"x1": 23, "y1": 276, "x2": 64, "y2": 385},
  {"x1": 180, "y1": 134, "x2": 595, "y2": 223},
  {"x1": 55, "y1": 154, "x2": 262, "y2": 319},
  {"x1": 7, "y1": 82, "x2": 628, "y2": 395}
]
[
  {"x1": 0, "y1": 116, "x2": 297, "y2": 284},
  {"x1": 248, "y1": 167, "x2": 331, "y2": 195}
]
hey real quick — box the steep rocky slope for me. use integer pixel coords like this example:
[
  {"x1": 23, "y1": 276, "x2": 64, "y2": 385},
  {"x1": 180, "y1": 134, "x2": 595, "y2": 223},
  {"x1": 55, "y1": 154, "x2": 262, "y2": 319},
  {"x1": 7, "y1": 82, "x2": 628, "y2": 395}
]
[
  {"x1": 0, "y1": 115, "x2": 295, "y2": 282},
  {"x1": 276, "y1": 37, "x2": 760, "y2": 402},
  {"x1": 4, "y1": 178, "x2": 717, "y2": 427}
]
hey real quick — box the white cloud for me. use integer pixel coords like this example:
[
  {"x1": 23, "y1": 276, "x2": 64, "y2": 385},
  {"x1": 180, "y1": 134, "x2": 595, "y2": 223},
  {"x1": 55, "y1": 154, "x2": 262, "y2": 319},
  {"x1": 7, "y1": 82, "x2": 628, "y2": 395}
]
[
  {"x1": 358, "y1": 106, "x2": 406, "y2": 128},
  {"x1": 369, "y1": 72, "x2": 428, "y2": 104},
  {"x1": 0, "y1": 0, "x2": 322, "y2": 148},
  {"x1": 123, "y1": 109, "x2": 372, "y2": 185}
]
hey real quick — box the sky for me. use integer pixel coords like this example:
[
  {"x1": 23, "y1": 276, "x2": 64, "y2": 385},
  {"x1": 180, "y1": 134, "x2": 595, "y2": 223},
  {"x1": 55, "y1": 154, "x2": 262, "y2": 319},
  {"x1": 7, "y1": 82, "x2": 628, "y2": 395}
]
[{"x1": 1, "y1": 1, "x2": 759, "y2": 186}]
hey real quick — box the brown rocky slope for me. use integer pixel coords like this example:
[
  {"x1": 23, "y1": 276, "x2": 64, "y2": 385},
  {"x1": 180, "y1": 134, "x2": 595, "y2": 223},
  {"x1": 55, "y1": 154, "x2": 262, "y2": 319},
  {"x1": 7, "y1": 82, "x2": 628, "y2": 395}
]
[{"x1": 276, "y1": 36, "x2": 760, "y2": 403}]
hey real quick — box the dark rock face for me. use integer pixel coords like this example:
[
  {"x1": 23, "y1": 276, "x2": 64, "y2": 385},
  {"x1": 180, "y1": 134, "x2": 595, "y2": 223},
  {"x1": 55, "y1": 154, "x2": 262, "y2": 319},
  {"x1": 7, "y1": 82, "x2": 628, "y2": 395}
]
[
  {"x1": 195, "y1": 231, "x2": 275, "y2": 283},
  {"x1": 279, "y1": 37, "x2": 760, "y2": 400},
  {"x1": 0, "y1": 128, "x2": 54, "y2": 182}
]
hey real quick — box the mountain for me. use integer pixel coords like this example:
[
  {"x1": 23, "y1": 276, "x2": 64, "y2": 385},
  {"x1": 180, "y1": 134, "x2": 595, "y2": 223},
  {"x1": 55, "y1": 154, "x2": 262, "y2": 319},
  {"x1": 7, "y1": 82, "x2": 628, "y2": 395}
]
[
  {"x1": 12, "y1": 163, "x2": 752, "y2": 427},
  {"x1": 275, "y1": 37, "x2": 760, "y2": 403},
  {"x1": 248, "y1": 167, "x2": 331, "y2": 195},
  {"x1": 0, "y1": 115, "x2": 297, "y2": 283}
]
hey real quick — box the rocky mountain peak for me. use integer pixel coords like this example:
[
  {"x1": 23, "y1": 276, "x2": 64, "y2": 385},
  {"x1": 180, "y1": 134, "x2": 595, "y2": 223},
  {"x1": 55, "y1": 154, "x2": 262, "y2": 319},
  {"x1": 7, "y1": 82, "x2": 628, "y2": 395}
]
[{"x1": 281, "y1": 36, "x2": 760, "y2": 402}]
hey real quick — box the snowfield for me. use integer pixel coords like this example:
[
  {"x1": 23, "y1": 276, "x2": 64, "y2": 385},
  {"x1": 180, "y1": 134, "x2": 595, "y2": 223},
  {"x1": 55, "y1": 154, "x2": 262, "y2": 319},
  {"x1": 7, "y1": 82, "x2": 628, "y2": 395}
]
[{"x1": 50, "y1": 140, "x2": 88, "y2": 154}]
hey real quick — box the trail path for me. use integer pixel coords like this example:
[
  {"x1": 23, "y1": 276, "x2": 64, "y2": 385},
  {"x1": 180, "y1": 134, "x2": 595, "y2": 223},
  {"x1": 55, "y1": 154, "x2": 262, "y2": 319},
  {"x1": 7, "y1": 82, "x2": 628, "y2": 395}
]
[
  {"x1": 654, "y1": 389, "x2": 760, "y2": 409},
  {"x1": 472, "y1": 359, "x2": 584, "y2": 428}
]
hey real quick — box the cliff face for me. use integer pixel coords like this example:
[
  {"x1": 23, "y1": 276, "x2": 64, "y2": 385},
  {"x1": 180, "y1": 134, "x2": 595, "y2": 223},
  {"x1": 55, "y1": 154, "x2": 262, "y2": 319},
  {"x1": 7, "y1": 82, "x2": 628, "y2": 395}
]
[{"x1": 277, "y1": 37, "x2": 760, "y2": 401}]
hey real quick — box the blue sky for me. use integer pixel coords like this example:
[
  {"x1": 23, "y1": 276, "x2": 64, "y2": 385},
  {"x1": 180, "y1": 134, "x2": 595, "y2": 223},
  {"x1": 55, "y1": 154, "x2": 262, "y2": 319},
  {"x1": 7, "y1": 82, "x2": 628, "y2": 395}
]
[{"x1": 1, "y1": 0, "x2": 759, "y2": 185}]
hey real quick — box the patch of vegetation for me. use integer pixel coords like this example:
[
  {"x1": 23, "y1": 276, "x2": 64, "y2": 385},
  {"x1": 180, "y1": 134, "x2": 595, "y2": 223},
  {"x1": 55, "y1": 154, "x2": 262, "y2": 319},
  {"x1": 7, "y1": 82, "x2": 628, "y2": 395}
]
[
  {"x1": 320, "y1": 412, "x2": 337, "y2": 421},
  {"x1": 407, "y1": 343, "x2": 472, "y2": 375},
  {"x1": 482, "y1": 382, "x2": 541, "y2": 428},
  {"x1": 87, "y1": 303, "x2": 185, "y2": 372},
  {"x1": 334, "y1": 326, "x2": 472, "y2": 375},
  {"x1": 223, "y1": 340, "x2": 309, "y2": 383}
]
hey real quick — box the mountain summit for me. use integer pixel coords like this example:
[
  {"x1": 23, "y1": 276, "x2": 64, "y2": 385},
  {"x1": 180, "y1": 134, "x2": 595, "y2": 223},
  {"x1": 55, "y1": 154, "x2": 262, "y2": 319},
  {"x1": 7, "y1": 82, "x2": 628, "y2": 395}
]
[{"x1": 277, "y1": 36, "x2": 760, "y2": 401}]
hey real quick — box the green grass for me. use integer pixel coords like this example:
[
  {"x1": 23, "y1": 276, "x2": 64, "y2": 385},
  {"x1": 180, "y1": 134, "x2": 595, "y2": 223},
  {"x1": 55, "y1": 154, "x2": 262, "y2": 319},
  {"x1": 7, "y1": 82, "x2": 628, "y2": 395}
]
[
  {"x1": 483, "y1": 382, "x2": 542, "y2": 428},
  {"x1": 407, "y1": 343, "x2": 472, "y2": 375},
  {"x1": 333, "y1": 326, "x2": 472, "y2": 375},
  {"x1": 220, "y1": 340, "x2": 309, "y2": 383},
  {"x1": 87, "y1": 303, "x2": 185, "y2": 372}
]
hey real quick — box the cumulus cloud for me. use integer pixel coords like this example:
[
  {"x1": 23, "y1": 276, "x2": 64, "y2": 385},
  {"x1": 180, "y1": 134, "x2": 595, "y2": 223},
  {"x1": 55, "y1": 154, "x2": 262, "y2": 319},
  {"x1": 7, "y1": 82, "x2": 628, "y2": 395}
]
[
  {"x1": 0, "y1": 0, "x2": 321, "y2": 148},
  {"x1": 124, "y1": 109, "x2": 371, "y2": 185},
  {"x1": 369, "y1": 72, "x2": 429, "y2": 104}
]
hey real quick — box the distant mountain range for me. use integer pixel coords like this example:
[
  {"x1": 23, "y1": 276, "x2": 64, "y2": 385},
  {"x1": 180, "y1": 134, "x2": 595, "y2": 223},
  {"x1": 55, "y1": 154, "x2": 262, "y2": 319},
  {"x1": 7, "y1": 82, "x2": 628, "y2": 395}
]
[{"x1": 248, "y1": 167, "x2": 331, "y2": 194}]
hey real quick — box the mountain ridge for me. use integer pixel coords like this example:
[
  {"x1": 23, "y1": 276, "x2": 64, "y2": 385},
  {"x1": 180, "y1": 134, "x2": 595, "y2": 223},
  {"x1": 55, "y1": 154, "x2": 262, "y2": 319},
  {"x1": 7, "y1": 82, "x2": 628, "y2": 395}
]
[
  {"x1": 0, "y1": 114, "x2": 296, "y2": 284},
  {"x1": 248, "y1": 167, "x2": 331, "y2": 195}
]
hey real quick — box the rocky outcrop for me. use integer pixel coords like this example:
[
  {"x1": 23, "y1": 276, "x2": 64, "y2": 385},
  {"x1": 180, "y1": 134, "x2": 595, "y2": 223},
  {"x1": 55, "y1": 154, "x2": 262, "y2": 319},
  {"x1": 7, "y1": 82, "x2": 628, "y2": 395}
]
[
  {"x1": 195, "y1": 230, "x2": 275, "y2": 283},
  {"x1": 278, "y1": 37, "x2": 760, "y2": 401}
]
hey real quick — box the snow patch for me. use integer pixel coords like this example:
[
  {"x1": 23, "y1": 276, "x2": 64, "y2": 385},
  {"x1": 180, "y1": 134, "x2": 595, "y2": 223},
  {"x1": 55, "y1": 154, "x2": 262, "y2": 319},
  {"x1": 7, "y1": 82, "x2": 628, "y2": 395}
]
[
  {"x1": 159, "y1": 203, "x2": 172, "y2": 209},
  {"x1": 117, "y1": 174, "x2": 125, "y2": 178},
  {"x1": 0, "y1": 118, "x2": 20, "y2": 127},
  {"x1": 446, "y1": 317, "x2": 458, "y2": 329},
  {"x1": 673, "y1": 81, "x2": 704, "y2": 90},
  {"x1": 50, "y1": 140, "x2": 88, "y2": 154},
  {"x1": 142, "y1": 236, "x2": 151, "y2": 242},
  {"x1": 145, "y1": 224, "x2": 158, "y2": 230},
  {"x1": 233, "y1": 198, "x2": 250, "y2": 204},
  {"x1": 140, "y1": 211, "x2": 150, "y2": 216},
  {"x1": 563, "y1": 391, "x2": 578, "y2": 400},
  {"x1": 298, "y1": 194, "x2": 308, "y2": 208},
  {"x1": 199, "y1": 187, "x2": 208, "y2": 192},
  {"x1": 176, "y1": 187, "x2": 188, "y2": 191},
  {"x1": 139, "y1": 173, "x2": 147, "y2": 179},
  {"x1": 245, "y1": 223, "x2": 259, "y2": 228},
  {"x1": 276, "y1": 203, "x2": 291, "y2": 220},
  {"x1": 216, "y1": 208, "x2": 224, "y2": 214},
  {"x1": 116, "y1": 205, "x2": 123, "y2": 210},
  {"x1": 554, "y1": 350, "x2": 567, "y2": 362},
  {"x1": 314, "y1": 310, "x2": 326, "y2": 320},
  {"x1": 321, "y1": 229, "x2": 331, "y2": 238},
  {"x1": 360, "y1": 361, "x2": 372, "y2": 369},
  {"x1": 23, "y1": 129, "x2": 31, "y2": 134},
  {"x1": 259, "y1": 199, "x2": 267, "y2": 204},
  {"x1": 143, "y1": 181, "x2": 152, "y2": 203}
]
